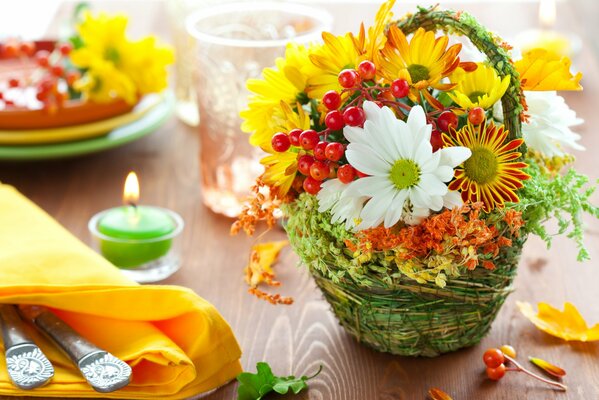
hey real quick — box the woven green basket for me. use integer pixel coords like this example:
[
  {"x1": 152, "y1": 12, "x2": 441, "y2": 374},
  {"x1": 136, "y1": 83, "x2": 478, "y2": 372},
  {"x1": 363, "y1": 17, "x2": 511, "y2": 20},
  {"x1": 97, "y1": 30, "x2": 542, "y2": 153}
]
[{"x1": 285, "y1": 8, "x2": 527, "y2": 357}]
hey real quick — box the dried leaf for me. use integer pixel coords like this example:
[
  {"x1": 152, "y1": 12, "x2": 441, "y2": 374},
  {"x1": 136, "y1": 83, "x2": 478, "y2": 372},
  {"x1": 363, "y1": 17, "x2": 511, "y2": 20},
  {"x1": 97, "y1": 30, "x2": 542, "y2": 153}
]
[
  {"x1": 517, "y1": 302, "x2": 599, "y2": 342},
  {"x1": 245, "y1": 241, "x2": 288, "y2": 287},
  {"x1": 529, "y1": 357, "x2": 566, "y2": 378},
  {"x1": 428, "y1": 387, "x2": 453, "y2": 400}
]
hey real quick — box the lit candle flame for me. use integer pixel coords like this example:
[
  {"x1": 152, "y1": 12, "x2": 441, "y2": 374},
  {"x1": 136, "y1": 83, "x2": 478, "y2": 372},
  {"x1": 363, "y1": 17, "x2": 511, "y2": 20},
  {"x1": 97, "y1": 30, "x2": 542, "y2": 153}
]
[
  {"x1": 123, "y1": 172, "x2": 140, "y2": 207},
  {"x1": 539, "y1": 0, "x2": 556, "y2": 30}
]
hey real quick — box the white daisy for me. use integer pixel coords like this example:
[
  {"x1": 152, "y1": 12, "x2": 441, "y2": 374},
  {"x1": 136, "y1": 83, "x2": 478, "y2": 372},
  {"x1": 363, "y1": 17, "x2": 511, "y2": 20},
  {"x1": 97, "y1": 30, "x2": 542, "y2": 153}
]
[
  {"x1": 523, "y1": 91, "x2": 584, "y2": 157},
  {"x1": 317, "y1": 179, "x2": 367, "y2": 230},
  {"x1": 340, "y1": 101, "x2": 471, "y2": 230}
]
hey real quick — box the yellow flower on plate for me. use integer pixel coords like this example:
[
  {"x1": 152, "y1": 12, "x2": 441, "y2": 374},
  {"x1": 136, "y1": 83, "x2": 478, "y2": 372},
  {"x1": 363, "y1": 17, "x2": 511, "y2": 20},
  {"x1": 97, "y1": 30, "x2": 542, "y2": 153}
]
[
  {"x1": 444, "y1": 120, "x2": 530, "y2": 211},
  {"x1": 260, "y1": 102, "x2": 310, "y2": 197},
  {"x1": 378, "y1": 26, "x2": 461, "y2": 103},
  {"x1": 517, "y1": 301, "x2": 599, "y2": 342},
  {"x1": 305, "y1": 0, "x2": 395, "y2": 99},
  {"x1": 515, "y1": 48, "x2": 582, "y2": 91},
  {"x1": 70, "y1": 12, "x2": 173, "y2": 104},
  {"x1": 448, "y1": 63, "x2": 510, "y2": 110},
  {"x1": 240, "y1": 43, "x2": 311, "y2": 148}
]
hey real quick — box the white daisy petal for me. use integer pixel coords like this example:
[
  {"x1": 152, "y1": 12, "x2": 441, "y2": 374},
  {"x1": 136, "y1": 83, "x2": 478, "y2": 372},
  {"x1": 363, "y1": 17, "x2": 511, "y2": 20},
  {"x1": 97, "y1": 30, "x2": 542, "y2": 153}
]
[
  {"x1": 407, "y1": 105, "x2": 426, "y2": 134},
  {"x1": 442, "y1": 190, "x2": 463, "y2": 209},
  {"x1": 346, "y1": 143, "x2": 390, "y2": 176},
  {"x1": 384, "y1": 190, "x2": 408, "y2": 228},
  {"x1": 360, "y1": 187, "x2": 396, "y2": 225},
  {"x1": 418, "y1": 173, "x2": 448, "y2": 196},
  {"x1": 343, "y1": 126, "x2": 369, "y2": 145},
  {"x1": 439, "y1": 146, "x2": 472, "y2": 168},
  {"x1": 345, "y1": 175, "x2": 393, "y2": 197}
]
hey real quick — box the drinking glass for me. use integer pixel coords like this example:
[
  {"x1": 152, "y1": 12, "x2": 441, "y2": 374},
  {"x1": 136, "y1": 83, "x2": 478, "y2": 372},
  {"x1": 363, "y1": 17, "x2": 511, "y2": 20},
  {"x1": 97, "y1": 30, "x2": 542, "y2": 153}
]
[{"x1": 186, "y1": 2, "x2": 332, "y2": 217}]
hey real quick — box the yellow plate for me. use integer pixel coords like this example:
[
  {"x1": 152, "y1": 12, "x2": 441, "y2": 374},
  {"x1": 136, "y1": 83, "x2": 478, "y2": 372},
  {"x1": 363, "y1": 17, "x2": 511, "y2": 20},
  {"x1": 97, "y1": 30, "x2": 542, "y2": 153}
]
[{"x1": 0, "y1": 95, "x2": 162, "y2": 145}]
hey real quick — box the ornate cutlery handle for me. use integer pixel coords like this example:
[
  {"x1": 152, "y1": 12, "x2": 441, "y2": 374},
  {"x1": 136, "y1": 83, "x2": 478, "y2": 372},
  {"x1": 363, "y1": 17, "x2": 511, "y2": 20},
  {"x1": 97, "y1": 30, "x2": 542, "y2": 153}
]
[
  {"x1": 18, "y1": 305, "x2": 132, "y2": 393},
  {"x1": 0, "y1": 304, "x2": 54, "y2": 390}
]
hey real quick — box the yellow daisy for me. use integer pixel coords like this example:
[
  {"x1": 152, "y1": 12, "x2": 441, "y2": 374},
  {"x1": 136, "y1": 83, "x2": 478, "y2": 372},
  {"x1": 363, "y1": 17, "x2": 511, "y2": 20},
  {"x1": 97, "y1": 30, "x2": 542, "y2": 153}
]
[
  {"x1": 260, "y1": 102, "x2": 310, "y2": 197},
  {"x1": 378, "y1": 26, "x2": 461, "y2": 103},
  {"x1": 448, "y1": 63, "x2": 510, "y2": 110},
  {"x1": 70, "y1": 12, "x2": 173, "y2": 104},
  {"x1": 241, "y1": 43, "x2": 311, "y2": 148},
  {"x1": 305, "y1": 0, "x2": 395, "y2": 99},
  {"x1": 515, "y1": 48, "x2": 582, "y2": 91},
  {"x1": 443, "y1": 120, "x2": 530, "y2": 211}
]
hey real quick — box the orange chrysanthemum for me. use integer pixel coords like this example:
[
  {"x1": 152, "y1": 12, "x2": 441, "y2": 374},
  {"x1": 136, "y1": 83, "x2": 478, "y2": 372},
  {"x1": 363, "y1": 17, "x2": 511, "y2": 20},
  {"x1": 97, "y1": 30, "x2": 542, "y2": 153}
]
[
  {"x1": 443, "y1": 121, "x2": 530, "y2": 211},
  {"x1": 378, "y1": 26, "x2": 462, "y2": 103}
]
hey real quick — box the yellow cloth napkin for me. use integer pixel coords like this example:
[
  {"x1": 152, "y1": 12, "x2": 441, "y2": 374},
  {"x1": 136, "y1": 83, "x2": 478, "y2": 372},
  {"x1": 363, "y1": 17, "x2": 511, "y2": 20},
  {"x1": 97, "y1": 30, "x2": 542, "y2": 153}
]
[{"x1": 0, "y1": 184, "x2": 242, "y2": 399}]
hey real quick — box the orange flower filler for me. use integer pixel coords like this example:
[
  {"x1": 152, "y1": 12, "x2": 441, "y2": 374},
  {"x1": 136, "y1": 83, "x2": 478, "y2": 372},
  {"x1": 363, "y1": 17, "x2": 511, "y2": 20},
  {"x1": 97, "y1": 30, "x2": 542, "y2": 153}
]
[{"x1": 352, "y1": 203, "x2": 522, "y2": 272}]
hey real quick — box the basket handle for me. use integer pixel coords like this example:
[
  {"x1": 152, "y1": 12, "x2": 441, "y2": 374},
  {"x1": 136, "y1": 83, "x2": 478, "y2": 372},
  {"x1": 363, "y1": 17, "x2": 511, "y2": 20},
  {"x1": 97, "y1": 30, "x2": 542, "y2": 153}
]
[{"x1": 393, "y1": 7, "x2": 523, "y2": 141}]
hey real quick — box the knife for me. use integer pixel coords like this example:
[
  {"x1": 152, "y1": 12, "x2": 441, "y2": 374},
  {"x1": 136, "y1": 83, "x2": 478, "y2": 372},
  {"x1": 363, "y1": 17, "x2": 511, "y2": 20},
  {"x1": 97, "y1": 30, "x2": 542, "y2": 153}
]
[
  {"x1": 0, "y1": 304, "x2": 54, "y2": 389},
  {"x1": 18, "y1": 305, "x2": 132, "y2": 393}
]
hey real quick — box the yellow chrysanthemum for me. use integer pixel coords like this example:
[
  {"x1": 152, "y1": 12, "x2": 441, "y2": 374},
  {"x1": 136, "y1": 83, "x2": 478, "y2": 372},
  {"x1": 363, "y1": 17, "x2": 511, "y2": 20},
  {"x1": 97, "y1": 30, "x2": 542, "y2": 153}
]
[
  {"x1": 448, "y1": 63, "x2": 510, "y2": 110},
  {"x1": 378, "y1": 26, "x2": 461, "y2": 103},
  {"x1": 443, "y1": 120, "x2": 530, "y2": 211},
  {"x1": 70, "y1": 12, "x2": 173, "y2": 104},
  {"x1": 305, "y1": 0, "x2": 395, "y2": 98},
  {"x1": 515, "y1": 48, "x2": 582, "y2": 91},
  {"x1": 260, "y1": 102, "x2": 310, "y2": 197},
  {"x1": 241, "y1": 43, "x2": 311, "y2": 148}
]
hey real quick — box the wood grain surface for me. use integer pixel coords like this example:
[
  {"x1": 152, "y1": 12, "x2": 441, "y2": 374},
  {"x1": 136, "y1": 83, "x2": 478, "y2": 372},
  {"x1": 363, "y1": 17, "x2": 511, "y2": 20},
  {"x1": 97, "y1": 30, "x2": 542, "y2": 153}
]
[{"x1": 0, "y1": 1, "x2": 598, "y2": 399}]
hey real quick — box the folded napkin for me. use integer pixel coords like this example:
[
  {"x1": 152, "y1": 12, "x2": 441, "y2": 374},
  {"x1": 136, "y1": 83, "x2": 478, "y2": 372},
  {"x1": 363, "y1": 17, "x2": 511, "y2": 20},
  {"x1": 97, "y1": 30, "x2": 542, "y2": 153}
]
[{"x1": 0, "y1": 184, "x2": 242, "y2": 399}]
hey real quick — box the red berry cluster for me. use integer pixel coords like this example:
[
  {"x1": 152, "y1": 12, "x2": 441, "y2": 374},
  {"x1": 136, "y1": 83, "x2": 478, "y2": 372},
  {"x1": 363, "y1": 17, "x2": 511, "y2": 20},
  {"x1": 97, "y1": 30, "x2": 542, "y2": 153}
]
[
  {"x1": 271, "y1": 126, "x2": 355, "y2": 195},
  {"x1": 0, "y1": 39, "x2": 36, "y2": 59},
  {"x1": 1, "y1": 42, "x2": 79, "y2": 112}
]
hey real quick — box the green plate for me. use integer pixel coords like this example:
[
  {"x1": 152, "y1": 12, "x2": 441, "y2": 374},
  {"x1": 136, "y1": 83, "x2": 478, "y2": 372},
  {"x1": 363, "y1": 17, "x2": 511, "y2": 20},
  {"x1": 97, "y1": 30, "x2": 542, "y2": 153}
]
[{"x1": 0, "y1": 91, "x2": 175, "y2": 161}]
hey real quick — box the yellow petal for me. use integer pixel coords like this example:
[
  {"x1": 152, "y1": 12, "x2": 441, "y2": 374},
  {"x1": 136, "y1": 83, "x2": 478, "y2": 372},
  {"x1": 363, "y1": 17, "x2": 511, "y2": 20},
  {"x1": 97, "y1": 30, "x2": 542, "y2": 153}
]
[
  {"x1": 529, "y1": 356, "x2": 566, "y2": 377},
  {"x1": 515, "y1": 49, "x2": 582, "y2": 91},
  {"x1": 517, "y1": 301, "x2": 599, "y2": 341},
  {"x1": 245, "y1": 241, "x2": 288, "y2": 287}
]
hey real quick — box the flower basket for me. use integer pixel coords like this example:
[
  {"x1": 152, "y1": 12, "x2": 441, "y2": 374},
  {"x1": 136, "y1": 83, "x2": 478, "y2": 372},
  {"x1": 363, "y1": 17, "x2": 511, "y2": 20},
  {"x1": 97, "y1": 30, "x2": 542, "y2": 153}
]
[
  {"x1": 285, "y1": 195, "x2": 526, "y2": 357},
  {"x1": 235, "y1": 1, "x2": 595, "y2": 358}
]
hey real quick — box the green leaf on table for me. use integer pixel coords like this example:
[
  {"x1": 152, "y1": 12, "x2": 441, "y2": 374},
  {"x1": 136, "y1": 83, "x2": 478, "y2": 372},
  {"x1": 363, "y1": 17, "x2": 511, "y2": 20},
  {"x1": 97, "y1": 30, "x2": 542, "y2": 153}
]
[{"x1": 236, "y1": 362, "x2": 322, "y2": 400}]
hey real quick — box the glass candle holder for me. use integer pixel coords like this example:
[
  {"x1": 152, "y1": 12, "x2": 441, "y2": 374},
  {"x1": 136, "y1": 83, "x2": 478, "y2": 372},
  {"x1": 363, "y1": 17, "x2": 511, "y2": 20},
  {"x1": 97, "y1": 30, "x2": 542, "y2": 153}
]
[
  {"x1": 88, "y1": 207, "x2": 184, "y2": 283},
  {"x1": 186, "y1": 2, "x2": 332, "y2": 217}
]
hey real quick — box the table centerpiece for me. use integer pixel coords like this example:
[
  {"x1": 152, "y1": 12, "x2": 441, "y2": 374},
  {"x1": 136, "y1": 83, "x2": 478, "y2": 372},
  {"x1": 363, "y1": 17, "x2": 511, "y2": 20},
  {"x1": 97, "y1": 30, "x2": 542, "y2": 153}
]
[{"x1": 233, "y1": 0, "x2": 598, "y2": 357}]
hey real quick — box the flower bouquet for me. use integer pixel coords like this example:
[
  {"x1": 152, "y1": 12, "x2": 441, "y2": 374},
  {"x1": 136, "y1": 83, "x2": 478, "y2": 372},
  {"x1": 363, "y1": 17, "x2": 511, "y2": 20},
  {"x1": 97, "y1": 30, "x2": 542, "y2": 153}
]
[{"x1": 233, "y1": 1, "x2": 598, "y2": 357}]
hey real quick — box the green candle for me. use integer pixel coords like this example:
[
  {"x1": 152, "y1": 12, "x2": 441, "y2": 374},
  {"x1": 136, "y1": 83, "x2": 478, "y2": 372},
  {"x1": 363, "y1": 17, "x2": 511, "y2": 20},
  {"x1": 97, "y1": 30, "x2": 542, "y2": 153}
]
[{"x1": 97, "y1": 206, "x2": 176, "y2": 268}]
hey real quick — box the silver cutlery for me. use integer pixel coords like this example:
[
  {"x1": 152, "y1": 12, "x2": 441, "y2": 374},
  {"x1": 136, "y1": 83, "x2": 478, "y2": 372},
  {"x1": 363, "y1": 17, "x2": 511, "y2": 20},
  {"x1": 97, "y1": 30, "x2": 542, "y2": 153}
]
[{"x1": 0, "y1": 304, "x2": 54, "y2": 390}]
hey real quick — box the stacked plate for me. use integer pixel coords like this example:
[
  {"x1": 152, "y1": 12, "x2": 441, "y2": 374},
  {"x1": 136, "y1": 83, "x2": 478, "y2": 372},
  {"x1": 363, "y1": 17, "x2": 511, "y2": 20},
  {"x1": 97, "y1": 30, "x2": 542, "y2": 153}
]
[{"x1": 0, "y1": 91, "x2": 174, "y2": 161}]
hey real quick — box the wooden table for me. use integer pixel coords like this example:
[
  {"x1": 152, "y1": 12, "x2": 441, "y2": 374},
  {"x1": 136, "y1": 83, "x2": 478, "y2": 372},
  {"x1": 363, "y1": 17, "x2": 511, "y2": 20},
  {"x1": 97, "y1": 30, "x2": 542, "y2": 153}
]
[{"x1": 1, "y1": 1, "x2": 598, "y2": 399}]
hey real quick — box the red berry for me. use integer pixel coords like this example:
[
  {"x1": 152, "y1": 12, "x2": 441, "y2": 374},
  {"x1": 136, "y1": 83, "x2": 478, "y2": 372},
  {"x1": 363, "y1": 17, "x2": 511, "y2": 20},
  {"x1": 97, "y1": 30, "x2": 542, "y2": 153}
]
[
  {"x1": 325, "y1": 142, "x2": 344, "y2": 161},
  {"x1": 50, "y1": 65, "x2": 64, "y2": 77},
  {"x1": 310, "y1": 160, "x2": 330, "y2": 181},
  {"x1": 298, "y1": 155, "x2": 315, "y2": 176},
  {"x1": 35, "y1": 50, "x2": 50, "y2": 68},
  {"x1": 299, "y1": 129, "x2": 319, "y2": 150},
  {"x1": 343, "y1": 106, "x2": 366, "y2": 127},
  {"x1": 4, "y1": 99, "x2": 15, "y2": 106},
  {"x1": 325, "y1": 110, "x2": 344, "y2": 130},
  {"x1": 288, "y1": 128, "x2": 302, "y2": 146},
  {"x1": 19, "y1": 42, "x2": 36, "y2": 57},
  {"x1": 271, "y1": 132, "x2": 291, "y2": 152},
  {"x1": 431, "y1": 130, "x2": 443, "y2": 152},
  {"x1": 3, "y1": 43, "x2": 18, "y2": 58},
  {"x1": 486, "y1": 364, "x2": 506, "y2": 381},
  {"x1": 468, "y1": 107, "x2": 485, "y2": 125},
  {"x1": 337, "y1": 164, "x2": 356, "y2": 184},
  {"x1": 66, "y1": 71, "x2": 80, "y2": 86},
  {"x1": 328, "y1": 163, "x2": 338, "y2": 179},
  {"x1": 356, "y1": 169, "x2": 369, "y2": 178},
  {"x1": 35, "y1": 90, "x2": 48, "y2": 102},
  {"x1": 374, "y1": 100, "x2": 384, "y2": 108},
  {"x1": 8, "y1": 78, "x2": 20, "y2": 88},
  {"x1": 358, "y1": 60, "x2": 376, "y2": 80},
  {"x1": 314, "y1": 141, "x2": 328, "y2": 160},
  {"x1": 437, "y1": 110, "x2": 458, "y2": 133},
  {"x1": 0, "y1": 92, "x2": 3, "y2": 100},
  {"x1": 323, "y1": 90, "x2": 341, "y2": 110},
  {"x1": 338, "y1": 69, "x2": 360, "y2": 89},
  {"x1": 303, "y1": 176, "x2": 322, "y2": 195},
  {"x1": 483, "y1": 348, "x2": 505, "y2": 368},
  {"x1": 58, "y1": 43, "x2": 72, "y2": 56},
  {"x1": 391, "y1": 79, "x2": 409, "y2": 98}
]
